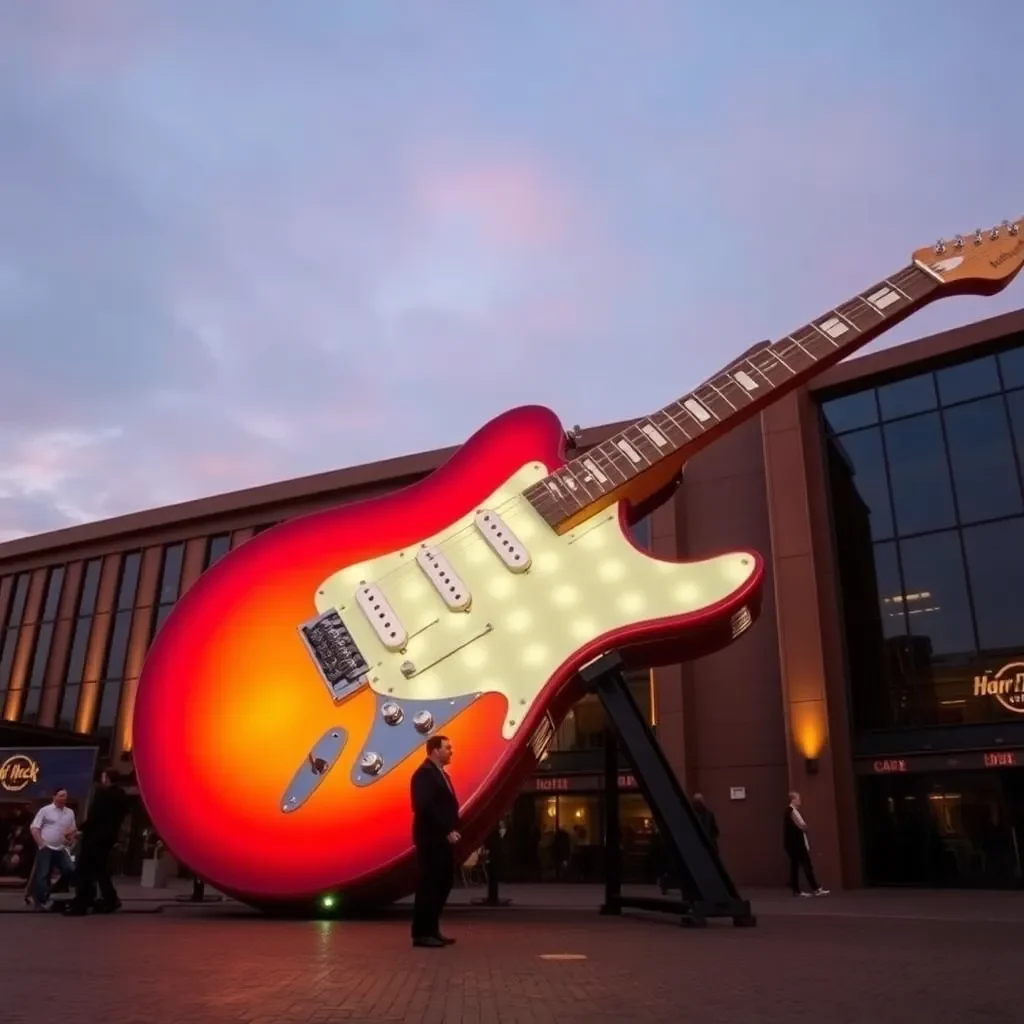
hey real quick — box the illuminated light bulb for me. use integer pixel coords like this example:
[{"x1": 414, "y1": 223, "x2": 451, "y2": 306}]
[
  {"x1": 488, "y1": 576, "x2": 514, "y2": 599},
  {"x1": 507, "y1": 608, "x2": 532, "y2": 632},
  {"x1": 571, "y1": 618, "x2": 597, "y2": 640},
  {"x1": 534, "y1": 552, "x2": 561, "y2": 574},
  {"x1": 551, "y1": 585, "x2": 579, "y2": 607},
  {"x1": 598, "y1": 560, "x2": 625, "y2": 582},
  {"x1": 522, "y1": 643, "x2": 549, "y2": 667},
  {"x1": 515, "y1": 518, "x2": 536, "y2": 539},
  {"x1": 321, "y1": 894, "x2": 336, "y2": 909},
  {"x1": 673, "y1": 583, "x2": 701, "y2": 606},
  {"x1": 462, "y1": 645, "x2": 488, "y2": 669},
  {"x1": 466, "y1": 544, "x2": 489, "y2": 565},
  {"x1": 618, "y1": 592, "x2": 645, "y2": 615},
  {"x1": 401, "y1": 579, "x2": 428, "y2": 601}
]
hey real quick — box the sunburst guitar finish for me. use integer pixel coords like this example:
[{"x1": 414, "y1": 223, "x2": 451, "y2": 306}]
[
  {"x1": 133, "y1": 407, "x2": 760, "y2": 910},
  {"x1": 132, "y1": 219, "x2": 1024, "y2": 911}
]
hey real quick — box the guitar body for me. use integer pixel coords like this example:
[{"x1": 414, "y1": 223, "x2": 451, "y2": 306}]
[{"x1": 133, "y1": 405, "x2": 762, "y2": 911}]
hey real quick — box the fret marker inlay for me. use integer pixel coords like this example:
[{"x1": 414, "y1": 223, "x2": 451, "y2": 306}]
[
  {"x1": 582, "y1": 459, "x2": 608, "y2": 484},
  {"x1": 866, "y1": 287, "x2": 900, "y2": 311},
  {"x1": 615, "y1": 440, "x2": 643, "y2": 464},
  {"x1": 641, "y1": 424, "x2": 669, "y2": 447},
  {"x1": 683, "y1": 398, "x2": 712, "y2": 422},
  {"x1": 733, "y1": 370, "x2": 758, "y2": 391},
  {"x1": 819, "y1": 317, "x2": 849, "y2": 339}
]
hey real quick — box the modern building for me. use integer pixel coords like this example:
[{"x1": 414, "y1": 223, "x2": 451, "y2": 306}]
[{"x1": 2, "y1": 306, "x2": 1024, "y2": 891}]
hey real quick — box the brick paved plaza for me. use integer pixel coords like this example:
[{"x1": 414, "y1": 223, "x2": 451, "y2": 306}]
[{"x1": 2, "y1": 886, "x2": 1022, "y2": 1023}]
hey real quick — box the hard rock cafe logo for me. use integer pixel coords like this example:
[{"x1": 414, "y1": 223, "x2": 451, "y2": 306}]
[
  {"x1": 0, "y1": 754, "x2": 40, "y2": 793},
  {"x1": 973, "y1": 662, "x2": 1024, "y2": 714}
]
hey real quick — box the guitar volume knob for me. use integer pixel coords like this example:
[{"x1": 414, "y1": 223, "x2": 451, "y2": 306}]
[
  {"x1": 360, "y1": 752, "x2": 384, "y2": 776},
  {"x1": 381, "y1": 701, "x2": 404, "y2": 726},
  {"x1": 413, "y1": 710, "x2": 434, "y2": 735}
]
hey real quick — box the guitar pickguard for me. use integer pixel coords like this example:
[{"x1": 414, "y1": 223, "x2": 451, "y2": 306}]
[{"x1": 310, "y1": 461, "x2": 758, "y2": 790}]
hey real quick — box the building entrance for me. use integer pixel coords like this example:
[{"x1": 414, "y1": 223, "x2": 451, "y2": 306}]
[{"x1": 859, "y1": 767, "x2": 1024, "y2": 888}]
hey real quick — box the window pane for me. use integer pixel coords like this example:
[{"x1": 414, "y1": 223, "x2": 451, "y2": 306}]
[
  {"x1": 78, "y1": 559, "x2": 102, "y2": 616},
  {"x1": 943, "y1": 397, "x2": 1023, "y2": 524},
  {"x1": 41, "y1": 566, "x2": 65, "y2": 621},
  {"x1": 828, "y1": 428, "x2": 894, "y2": 540},
  {"x1": 158, "y1": 543, "x2": 185, "y2": 604},
  {"x1": 116, "y1": 552, "x2": 142, "y2": 610},
  {"x1": 844, "y1": 542, "x2": 905, "y2": 731},
  {"x1": 1004, "y1": 390, "x2": 1024, "y2": 483},
  {"x1": 205, "y1": 534, "x2": 231, "y2": 570},
  {"x1": 64, "y1": 616, "x2": 92, "y2": 685},
  {"x1": 0, "y1": 626, "x2": 19, "y2": 696},
  {"x1": 877, "y1": 374, "x2": 937, "y2": 421},
  {"x1": 898, "y1": 531, "x2": 974, "y2": 655},
  {"x1": 96, "y1": 679, "x2": 123, "y2": 731},
  {"x1": 150, "y1": 603, "x2": 174, "y2": 646},
  {"x1": 103, "y1": 609, "x2": 133, "y2": 680},
  {"x1": 962, "y1": 518, "x2": 1024, "y2": 651},
  {"x1": 7, "y1": 574, "x2": 30, "y2": 626},
  {"x1": 24, "y1": 621, "x2": 54, "y2": 705},
  {"x1": 58, "y1": 683, "x2": 80, "y2": 731},
  {"x1": 822, "y1": 390, "x2": 879, "y2": 433},
  {"x1": 998, "y1": 341, "x2": 1024, "y2": 390},
  {"x1": 936, "y1": 355, "x2": 1001, "y2": 406},
  {"x1": 883, "y1": 413, "x2": 956, "y2": 536}
]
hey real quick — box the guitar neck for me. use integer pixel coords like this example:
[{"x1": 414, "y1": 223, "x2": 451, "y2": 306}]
[{"x1": 526, "y1": 261, "x2": 942, "y2": 531}]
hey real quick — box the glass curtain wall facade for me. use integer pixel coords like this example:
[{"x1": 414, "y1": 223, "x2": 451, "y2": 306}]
[{"x1": 823, "y1": 337, "x2": 1024, "y2": 887}]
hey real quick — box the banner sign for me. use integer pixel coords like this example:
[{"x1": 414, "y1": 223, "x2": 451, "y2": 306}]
[{"x1": 0, "y1": 746, "x2": 99, "y2": 805}]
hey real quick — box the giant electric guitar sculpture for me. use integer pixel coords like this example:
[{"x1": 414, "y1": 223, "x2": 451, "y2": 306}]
[{"x1": 133, "y1": 221, "x2": 1023, "y2": 912}]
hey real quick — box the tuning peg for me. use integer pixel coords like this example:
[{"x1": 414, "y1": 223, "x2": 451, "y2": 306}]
[
  {"x1": 974, "y1": 229, "x2": 984, "y2": 246},
  {"x1": 1010, "y1": 221, "x2": 1020, "y2": 237},
  {"x1": 991, "y1": 225, "x2": 1001, "y2": 240},
  {"x1": 934, "y1": 239, "x2": 946, "y2": 254},
  {"x1": 954, "y1": 235, "x2": 965, "y2": 249}
]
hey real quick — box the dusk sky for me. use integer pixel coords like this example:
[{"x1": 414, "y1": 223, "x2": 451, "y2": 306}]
[{"x1": 1, "y1": 1, "x2": 1021, "y2": 542}]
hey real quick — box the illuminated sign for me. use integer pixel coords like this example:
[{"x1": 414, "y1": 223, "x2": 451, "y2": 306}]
[
  {"x1": 973, "y1": 662, "x2": 1024, "y2": 714},
  {"x1": 872, "y1": 758, "x2": 908, "y2": 774},
  {"x1": 984, "y1": 751, "x2": 1017, "y2": 768},
  {"x1": 535, "y1": 776, "x2": 570, "y2": 792},
  {"x1": 533, "y1": 773, "x2": 640, "y2": 792},
  {"x1": 0, "y1": 746, "x2": 99, "y2": 804},
  {"x1": 0, "y1": 754, "x2": 40, "y2": 793}
]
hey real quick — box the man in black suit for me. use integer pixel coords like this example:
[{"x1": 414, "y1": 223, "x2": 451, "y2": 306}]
[
  {"x1": 410, "y1": 734, "x2": 460, "y2": 948},
  {"x1": 65, "y1": 768, "x2": 129, "y2": 916}
]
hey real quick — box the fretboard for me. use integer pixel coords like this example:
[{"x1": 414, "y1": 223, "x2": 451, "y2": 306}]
[{"x1": 524, "y1": 262, "x2": 941, "y2": 529}]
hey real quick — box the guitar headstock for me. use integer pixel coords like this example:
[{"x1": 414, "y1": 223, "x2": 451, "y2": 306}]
[{"x1": 913, "y1": 217, "x2": 1024, "y2": 296}]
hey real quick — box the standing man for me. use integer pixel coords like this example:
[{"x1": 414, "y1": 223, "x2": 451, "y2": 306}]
[
  {"x1": 29, "y1": 787, "x2": 77, "y2": 910},
  {"x1": 410, "y1": 735, "x2": 460, "y2": 948},
  {"x1": 784, "y1": 791, "x2": 829, "y2": 897},
  {"x1": 65, "y1": 768, "x2": 129, "y2": 916}
]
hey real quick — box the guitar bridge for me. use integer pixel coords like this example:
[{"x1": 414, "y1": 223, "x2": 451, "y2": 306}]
[{"x1": 298, "y1": 609, "x2": 370, "y2": 702}]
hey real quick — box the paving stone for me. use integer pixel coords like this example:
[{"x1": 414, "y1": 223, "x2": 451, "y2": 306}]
[{"x1": 2, "y1": 891, "x2": 1022, "y2": 1022}]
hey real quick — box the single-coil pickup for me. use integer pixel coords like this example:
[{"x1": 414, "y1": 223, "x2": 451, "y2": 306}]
[
  {"x1": 473, "y1": 510, "x2": 531, "y2": 573},
  {"x1": 416, "y1": 547, "x2": 472, "y2": 611},
  {"x1": 354, "y1": 584, "x2": 408, "y2": 651}
]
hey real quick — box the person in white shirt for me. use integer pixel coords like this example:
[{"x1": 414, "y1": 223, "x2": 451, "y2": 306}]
[{"x1": 29, "y1": 787, "x2": 78, "y2": 910}]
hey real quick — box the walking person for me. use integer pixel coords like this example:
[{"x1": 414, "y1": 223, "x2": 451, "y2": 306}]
[
  {"x1": 28, "y1": 787, "x2": 77, "y2": 910},
  {"x1": 784, "y1": 791, "x2": 829, "y2": 897},
  {"x1": 65, "y1": 768, "x2": 129, "y2": 916},
  {"x1": 410, "y1": 735, "x2": 460, "y2": 948}
]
